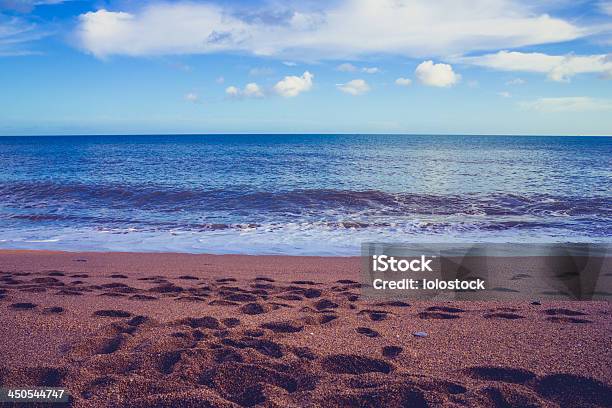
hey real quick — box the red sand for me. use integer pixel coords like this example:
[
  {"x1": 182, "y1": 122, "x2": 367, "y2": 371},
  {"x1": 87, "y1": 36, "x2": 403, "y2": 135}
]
[{"x1": 1, "y1": 250, "x2": 610, "y2": 407}]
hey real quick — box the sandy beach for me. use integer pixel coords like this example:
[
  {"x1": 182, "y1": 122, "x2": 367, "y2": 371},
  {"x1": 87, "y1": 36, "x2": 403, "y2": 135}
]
[{"x1": 1, "y1": 250, "x2": 610, "y2": 407}]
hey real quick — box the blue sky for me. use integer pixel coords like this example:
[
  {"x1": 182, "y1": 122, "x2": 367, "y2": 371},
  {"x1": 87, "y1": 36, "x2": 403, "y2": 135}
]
[{"x1": 0, "y1": 0, "x2": 611, "y2": 135}]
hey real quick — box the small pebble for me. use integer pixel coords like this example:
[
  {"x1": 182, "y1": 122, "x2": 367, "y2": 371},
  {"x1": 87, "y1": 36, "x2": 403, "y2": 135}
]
[
  {"x1": 413, "y1": 331, "x2": 428, "y2": 338},
  {"x1": 531, "y1": 300, "x2": 541, "y2": 305}
]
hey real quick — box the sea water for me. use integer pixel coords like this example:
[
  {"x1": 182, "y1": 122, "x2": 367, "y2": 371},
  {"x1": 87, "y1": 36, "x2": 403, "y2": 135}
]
[{"x1": 0, "y1": 134, "x2": 610, "y2": 255}]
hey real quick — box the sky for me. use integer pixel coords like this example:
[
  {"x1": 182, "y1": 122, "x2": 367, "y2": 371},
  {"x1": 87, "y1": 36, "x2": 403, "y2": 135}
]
[{"x1": 0, "y1": 0, "x2": 611, "y2": 136}]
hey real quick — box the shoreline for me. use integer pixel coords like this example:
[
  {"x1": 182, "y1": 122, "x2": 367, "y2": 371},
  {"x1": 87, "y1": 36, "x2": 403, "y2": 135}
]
[{"x1": 1, "y1": 250, "x2": 610, "y2": 407}]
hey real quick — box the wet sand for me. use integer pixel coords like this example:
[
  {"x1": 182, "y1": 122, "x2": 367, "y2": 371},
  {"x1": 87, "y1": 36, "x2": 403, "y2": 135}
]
[{"x1": 0, "y1": 250, "x2": 611, "y2": 407}]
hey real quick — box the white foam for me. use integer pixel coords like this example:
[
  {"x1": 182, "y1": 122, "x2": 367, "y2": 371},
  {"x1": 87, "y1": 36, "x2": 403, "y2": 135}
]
[{"x1": 0, "y1": 224, "x2": 608, "y2": 256}]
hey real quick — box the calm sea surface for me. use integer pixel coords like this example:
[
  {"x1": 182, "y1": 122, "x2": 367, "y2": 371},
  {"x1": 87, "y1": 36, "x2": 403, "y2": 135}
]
[{"x1": 0, "y1": 135, "x2": 610, "y2": 254}]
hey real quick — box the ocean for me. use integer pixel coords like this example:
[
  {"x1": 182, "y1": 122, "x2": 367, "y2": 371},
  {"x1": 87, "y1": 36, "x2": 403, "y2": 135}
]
[{"x1": 0, "y1": 134, "x2": 610, "y2": 255}]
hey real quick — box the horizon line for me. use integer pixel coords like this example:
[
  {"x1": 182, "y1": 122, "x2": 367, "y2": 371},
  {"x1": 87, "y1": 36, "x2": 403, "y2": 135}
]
[{"x1": 0, "y1": 133, "x2": 611, "y2": 138}]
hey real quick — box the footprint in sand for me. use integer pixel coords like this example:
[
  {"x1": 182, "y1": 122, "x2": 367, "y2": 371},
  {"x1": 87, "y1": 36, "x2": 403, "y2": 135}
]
[
  {"x1": 254, "y1": 277, "x2": 275, "y2": 282},
  {"x1": 47, "y1": 271, "x2": 65, "y2": 277},
  {"x1": 55, "y1": 289, "x2": 83, "y2": 296},
  {"x1": 149, "y1": 284, "x2": 184, "y2": 294},
  {"x1": 382, "y1": 345, "x2": 403, "y2": 358},
  {"x1": 290, "y1": 346, "x2": 317, "y2": 360},
  {"x1": 221, "y1": 337, "x2": 284, "y2": 358},
  {"x1": 546, "y1": 316, "x2": 592, "y2": 324},
  {"x1": 240, "y1": 302, "x2": 267, "y2": 315},
  {"x1": 319, "y1": 314, "x2": 338, "y2": 324},
  {"x1": 215, "y1": 278, "x2": 237, "y2": 283},
  {"x1": 277, "y1": 294, "x2": 303, "y2": 301},
  {"x1": 180, "y1": 316, "x2": 222, "y2": 330},
  {"x1": 419, "y1": 311, "x2": 460, "y2": 320},
  {"x1": 94, "y1": 309, "x2": 132, "y2": 318},
  {"x1": 80, "y1": 376, "x2": 115, "y2": 400},
  {"x1": 209, "y1": 299, "x2": 239, "y2": 307},
  {"x1": 544, "y1": 308, "x2": 586, "y2": 316},
  {"x1": 291, "y1": 280, "x2": 317, "y2": 285},
  {"x1": 224, "y1": 293, "x2": 258, "y2": 302},
  {"x1": 535, "y1": 373, "x2": 612, "y2": 407},
  {"x1": 463, "y1": 366, "x2": 535, "y2": 384},
  {"x1": 313, "y1": 299, "x2": 339, "y2": 311},
  {"x1": 321, "y1": 354, "x2": 392, "y2": 374},
  {"x1": 42, "y1": 306, "x2": 64, "y2": 314},
  {"x1": 356, "y1": 327, "x2": 380, "y2": 337},
  {"x1": 198, "y1": 362, "x2": 309, "y2": 406},
  {"x1": 221, "y1": 318, "x2": 241, "y2": 328},
  {"x1": 31, "y1": 277, "x2": 63, "y2": 285},
  {"x1": 261, "y1": 321, "x2": 304, "y2": 333},
  {"x1": 374, "y1": 300, "x2": 410, "y2": 307},
  {"x1": 483, "y1": 312, "x2": 525, "y2": 320},
  {"x1": 251, "y1": 283, "x2": 275, "y2": 290},
  {"x1": 9, "y1": 302, "x2": 37, "y2": 310},
  {"x1": 129, "y1": 294, "x2": 158, "y2": 301},
  {"x1": 213, "y1": 347, "x2": 244, "y2": 363},
  {"x1": 426, "y1": 306, "x2": 464, "y2": 313},
  {"x1": 178, "y1": 275, "x2": 199, "y2": 280}
]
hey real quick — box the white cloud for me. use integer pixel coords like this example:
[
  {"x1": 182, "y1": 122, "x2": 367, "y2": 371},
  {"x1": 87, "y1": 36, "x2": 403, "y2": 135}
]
[
  {"x1": 225, "y1": 86, "x2": 240, "y2": 97},
  {"x1": 243, "y1": 82, "x2": 264, "y2": 97},
  {"x1": 336, "y1": 63, "x2": 357, "y2": 72},
  {"x1": 216, "y1": 76, "x2": 225, "y2": 84},
  {"x1": 395, "y1": 77, "x2": 412, "y2": 87},
  {"x1": 458, "y1": 51, "x2": 612, "y2": 82},
  {"x1": 249, "y1": 67, "x2": 274, "y2": 76},
  {"x1": 337, "y1": 79, "x2": 370, "y2": 95},
  {"x1": 337, "y1": 64, "x2": 380, "y2": 74},
  {"x1": 225, "y1": 83, "x2": 264, "y2": 98},
  {"x1": 0, "y1": 0, "x2": 67, "y2": 12},
  {"x1": 362, "y1": 67, "x2": 380, "y2": 74},
  {"x1": 415, "y1": 61, "x2": 460, "y2": 87},
  {"x1": 75, "y1": 0, "x2": 586, "y2": 59},
  {"x1": 520, "y1": 97, "x2": 612, "y2": 112},
  {"x1": 498, "y1": 91, "x2": 511, "y2": 98},
  {"x1": 282, "y1": 61, "x2": 297, "y2": 66},
  {"x1": 599, "y1": 1, "x2": 612, "y2": 16},
  {"x1": 273, "y1": 71, "x2": 313, "y2": 97},
  {"x1": 184, "y1": 92, "x2": 199, "y2": 102},
  {"x1": 0, "y1": 14, "x2": 46, "y2": 56},
  {"x1": 506, "y1": 78, "x2": 525, "y2": 85}
]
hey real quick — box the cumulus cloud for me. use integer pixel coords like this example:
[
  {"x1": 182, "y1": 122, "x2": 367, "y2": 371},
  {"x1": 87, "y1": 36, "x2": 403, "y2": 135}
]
[
  {"x1": 395, "y1": 77, "x2": 412, "y2": 87},
  {"x1": 225, "y1": 83, "x2": 264, "y2": 98},
  {"x1": 497, "y1": 91, "x2": 511, "y2": 98},
  {"x1": 184, "y1": 92, "x2": 199, "y2": 102},
  {"x1": 415, "y1": 61, "x2": 460, "y2": 87},
  {"x1": 337, "y1": 79, "x2": 370, "y2": 95},
  {"x1": 520, "y1": 97, "x2": 612, "y2": 112},
  {"x1": 225, "y1": 86, "x2": 240, "y2": 97},
  {"x1": 244, "y1": 82, "x2": 264, "y2": 97},
  {"x1": 458, "y1": 51, "x2": 612, "y2": 82},
  {"x1": 75, "y1": 0, "x2": 586, "y2": 59},
  {"x1": 274, "y1": 71, "x2": 313, "y2": 97}
]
